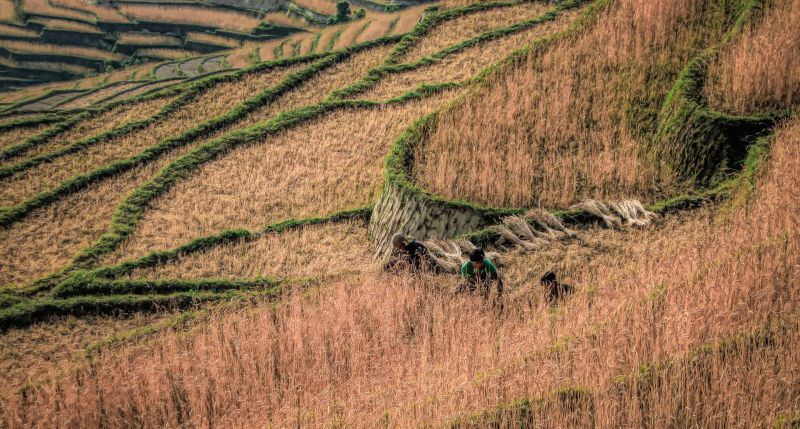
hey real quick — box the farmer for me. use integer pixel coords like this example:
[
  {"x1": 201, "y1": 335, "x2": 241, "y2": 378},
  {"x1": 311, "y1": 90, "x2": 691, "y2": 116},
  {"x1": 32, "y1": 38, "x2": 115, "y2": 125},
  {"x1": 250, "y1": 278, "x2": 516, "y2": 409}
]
[
  {"x1": 383, "y1": 232, "x2": 432, "y2": 272},
  {"x1": 541, "y1": 271, "x2": 574, "y2": 304},
  {"x1": 454, "y1": 248, "x2": 504, "y2": 301}
]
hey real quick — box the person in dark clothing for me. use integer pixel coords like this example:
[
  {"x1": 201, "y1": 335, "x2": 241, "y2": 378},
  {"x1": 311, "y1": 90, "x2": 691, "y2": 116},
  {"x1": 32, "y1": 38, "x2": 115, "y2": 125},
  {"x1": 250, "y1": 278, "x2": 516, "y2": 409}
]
[
  {"x1": 454, "y1": 248, "x2": 504, "y2": 301},
  {"x1": 384, "y1": 233, "x2": 432, "y2": 272},
  {"x1": 541, "y1": 271, "x2": 574, "y2": 304}
]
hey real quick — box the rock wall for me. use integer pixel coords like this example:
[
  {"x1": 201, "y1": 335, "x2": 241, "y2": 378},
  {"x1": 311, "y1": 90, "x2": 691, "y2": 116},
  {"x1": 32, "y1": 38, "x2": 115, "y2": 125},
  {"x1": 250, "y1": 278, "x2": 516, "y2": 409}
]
[{"x1": 368, "y1": 181, "x2": 496, "y2": 258}]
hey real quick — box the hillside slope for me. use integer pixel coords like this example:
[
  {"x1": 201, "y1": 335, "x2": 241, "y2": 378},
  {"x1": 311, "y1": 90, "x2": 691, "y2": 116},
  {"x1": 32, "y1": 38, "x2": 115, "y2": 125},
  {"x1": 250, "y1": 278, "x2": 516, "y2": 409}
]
[{"x1": 0, "y1": 0, "x2": 798, "y2": 427}]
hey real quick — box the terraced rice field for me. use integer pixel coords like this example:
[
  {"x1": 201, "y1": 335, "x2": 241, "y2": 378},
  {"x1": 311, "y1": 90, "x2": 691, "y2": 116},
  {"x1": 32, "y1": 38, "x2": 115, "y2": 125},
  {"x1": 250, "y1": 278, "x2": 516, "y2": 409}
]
[
  {"x1": 126, "y1": 220, "x2": 374, "y2": 280},
  {"x1": 1, "y1": 2, "x2": 795, "y2": 426}
]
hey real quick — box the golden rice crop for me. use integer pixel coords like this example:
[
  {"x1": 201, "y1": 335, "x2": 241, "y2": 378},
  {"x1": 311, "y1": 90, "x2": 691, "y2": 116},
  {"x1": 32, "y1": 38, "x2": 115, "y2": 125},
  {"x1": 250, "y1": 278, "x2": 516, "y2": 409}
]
[
  {"x1": 226, "y1": 44, "x2": 258, "y2": 68},
  {"x1": 293, "y1": 0, "x2": 337, "y2": 15},
  {"x1": 102, "y1": 80, "x2": 177, "y2": 103},
  {"x1": 8, "y1": 114, "x2": 798, "y2": 427},
  {"x1": 20, "y1": 0, "x2": 94, "y2": 22},
  {"x1": 3, "y1": 40, "x2": 123, "y2": 61},
  {"x1": 0, "y1": 312, "x2": 167, "y2": 394},
  {"x1": 50, "y1": 0, "x2": 128, "y2": 23},
  {"x1": 102, "y1": 89, "x2": 461, "y2": 266},
  {"x1": 0, "y1": 122, "x2": 49, "y2": 151},
  {"x1": 0, "y1": 56, "x2": 95, "y2": 75},
  {"x1": 1, "y1": 96, "x2": 173, "y2": 167},
  {"x1": 263, "y1": 11, "x2": 309, "y2": 29},
  {"x1": 390, "y1": 4, "x2": 428, "y2": 35},
  {"x1": 358, "y1": 8, "x2": 580, "y2": 101},
  {"x1": 0, "y1": 22, "x2": 37, "y2": 37},
  {"x1": 0, "y1": 65, "x2": 301, "y2": 208},
  {"x1": 0, "y1": 0, "x2": 16, "y2": 22},
  {"x1": 0, "y1": 155, "x2": 174, "y2": 286},
  {"x1": 185, "y1": 32, "x2": 241, "y2": 49},
  {"x1": 116, "y1": 32, "x2": 181, "y2": 46},
  {"x1": 137, "y1": 48, "x2": 202, "y2": 60},
  {"x1": 397, "y1": 1, "x2": 552, "y2": 64},
  {"x1": 56, "y1": 82, "x2": 142, "y2": 109},
  {"x1": 704, "y1": 0, "x2": 800, "y2": 114},
  {"x1": 30, "y1": 17, "x2": 101, "y2": 32},
  {"x1": 118, "y1": 4, "x2": 261, "y2": 33},
  {"x1": 126, "y1": 220, "x2": 374, "y2": 280},
  {"x1": 316, "y1": 25, "x2": 345, "y2": 52},
  {"x1": 415, "y1": 0, "x2": 737, "y2": 208},
  {"x1": 354, "y1": 18, "x2": 393, "y2": 43},
  {"x1": 332, "y1": 21, "x2": 370, "y2": 50}
]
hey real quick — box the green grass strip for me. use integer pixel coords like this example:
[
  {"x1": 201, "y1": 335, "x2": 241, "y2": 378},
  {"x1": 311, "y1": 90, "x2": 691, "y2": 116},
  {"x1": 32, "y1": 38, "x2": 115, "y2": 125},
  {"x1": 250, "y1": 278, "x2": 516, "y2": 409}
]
[
  {"x1": 0, "y1": 114, "x2": 88, "y2": 162},
  {"x1": 326, "y1": 30, "x2": 343, "y2": 52},
  {"x1": 86, "y1": 206, "x2": 372, "y2": 281},
  {"x1": 309, "y1": 33, "x2": 322, "y2": 54}
]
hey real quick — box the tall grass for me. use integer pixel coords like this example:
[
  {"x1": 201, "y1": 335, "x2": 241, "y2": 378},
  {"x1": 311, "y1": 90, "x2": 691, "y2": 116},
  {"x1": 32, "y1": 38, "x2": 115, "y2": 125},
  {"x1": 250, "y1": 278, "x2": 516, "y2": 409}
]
[
  {"x1": 5, "y1": 115, "x2": 799, "y2": 427},
  {"x1": 118, "y1": 4, "x2": 261, "y2": 33},
  {"x1": 704, "y1": 0, "x2": 800, "y2": 114},
  {"x1": 416, "y1": 0, "x2": 741, "y2": 208}
]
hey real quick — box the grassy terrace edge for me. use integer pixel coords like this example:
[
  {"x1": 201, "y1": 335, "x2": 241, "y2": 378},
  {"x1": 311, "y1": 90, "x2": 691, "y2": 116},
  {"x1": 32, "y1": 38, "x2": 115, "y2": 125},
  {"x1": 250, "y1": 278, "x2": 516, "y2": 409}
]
[{"x1": 367, "y1": 0, "x2": 787, "y2": 255}]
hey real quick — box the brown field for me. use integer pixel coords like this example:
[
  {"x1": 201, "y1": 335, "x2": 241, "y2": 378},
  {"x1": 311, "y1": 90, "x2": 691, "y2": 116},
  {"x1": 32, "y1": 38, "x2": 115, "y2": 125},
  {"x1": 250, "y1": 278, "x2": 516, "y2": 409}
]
[
  {"x1": 397, "y1": 1, "x2": 552, "y2": 63},
  {"x1": 102, "y1": 89, "x2": 460, "y2": 266},
  {"x1": 704, "y1": 0, "x2": 800, "y2": 115},
  {"x1": 0, "y1": 113, "x2": 47, "y2": 125},
  {"x1": 333, "y1": 21, "x2": 371, "y2": 50},
  {"x1": 226, "y1": 44, "x2": 258, "y2": 68},
  {"x1": 293, "y1": 0, "x2": 337, "y2": 15},
  {"x1": 0, "y1": 96, "x2": 174, "y2": 168},
  {"x1": 263, "y1": 11, "x2": 309, "y2": 29},
  {"x1": 3, "y1": 40, "x2": 123, "y2": 61},
  {"x1": 20, "y1": 0, "x2": 94, "y2": 22},
  {"x1": 185, "y1": 32, "x2": 241, "y2": 49},
  {"x1": 0, "y1": 0, "x2": 16, "y2": 23},
  {"x1": 126, "y1": 220, "x2": 374, "y2": 280},
  {"x1": 0, "y1": 67, "x2": 301, "y2": 286},
  {"x1": 137, "y1": 48, "x2": 202, "y2": 60},
  {"x1": 116, "y1": 32, "x2": 181, "y2": 46},
  {"x1": 55, "y1": 82, "x2": 142, "y2": 109},
  {"x1": 6, "y1": 113, "x2": 798, "y2": 427},
  {"x1": 415, "y1": 0, "x2": 738, "y2": 208},
  {"x1": 100, "y1": 44, "x2": 396, "y2": 265},
  {"x1": 0, "y1": 56, "x2": 95, "y2": 75},
  {"x1": 298, "y1": 33, "x2": 316, "y2": 56},
  {"x1": 355, "y1": 19, "x2": 392, "y2": 43},
  {"x1": 0, "y1": 64, "x2": 301, "y2": 209},
  {"x1": 0, "y1": 22, "x2": 37, "y2": 37},
  {"x1": 359, "y1": 8, "x2": 580, "y2": 101},
  {"x1": 0, "y1": 312, "x2": 169, "y2": 395},
  {"x1": 391, "y1": 4, "x2": 428, "y2": 35},
  {"x1": 316, "y1": 25, "x2": 345, "y2": 52},
  {"x1": 102, "y1": 79, "x2": 179, "y2": 103},
  {"x1": 50, "y1": 0, "x2": 128, "y2": 23},
  {"x1": 118, "y1": 4, "x2": 261, "y2": 33},
  {"x1": 29, "y1": 16, "x2": 101, "y2": 32},
  {"x1": 0, "y1": 122, "x2": 49, "y2": 151}
]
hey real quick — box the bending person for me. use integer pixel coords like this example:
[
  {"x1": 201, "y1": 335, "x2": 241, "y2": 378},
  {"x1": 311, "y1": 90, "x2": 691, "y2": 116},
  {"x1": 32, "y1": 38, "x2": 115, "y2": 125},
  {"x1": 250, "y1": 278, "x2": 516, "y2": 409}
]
[{"x1": 384, "y1": 232, "x2": 432, "y2": 272}]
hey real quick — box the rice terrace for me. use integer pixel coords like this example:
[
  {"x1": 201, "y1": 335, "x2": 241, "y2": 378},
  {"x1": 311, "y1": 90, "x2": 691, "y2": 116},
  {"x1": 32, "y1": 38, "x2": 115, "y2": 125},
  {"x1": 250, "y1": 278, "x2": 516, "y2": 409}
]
[{"x1": 0, "y1": 0, "x2": 798, "y2": 426}]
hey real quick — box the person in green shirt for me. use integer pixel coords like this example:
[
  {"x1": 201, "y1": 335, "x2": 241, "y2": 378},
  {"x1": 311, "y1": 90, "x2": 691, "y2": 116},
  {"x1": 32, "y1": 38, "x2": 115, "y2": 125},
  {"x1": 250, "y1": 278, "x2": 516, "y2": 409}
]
[{"x1": 454, "y1": 248, "x2": 504, "y2": 301}]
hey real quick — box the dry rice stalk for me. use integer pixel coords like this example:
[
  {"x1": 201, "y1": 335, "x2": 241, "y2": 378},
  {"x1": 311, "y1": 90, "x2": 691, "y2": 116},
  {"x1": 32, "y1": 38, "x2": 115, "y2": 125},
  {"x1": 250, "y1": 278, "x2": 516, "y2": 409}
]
[{"x1": 570, "y1": 199, "x2": 622, "y2": 229}]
